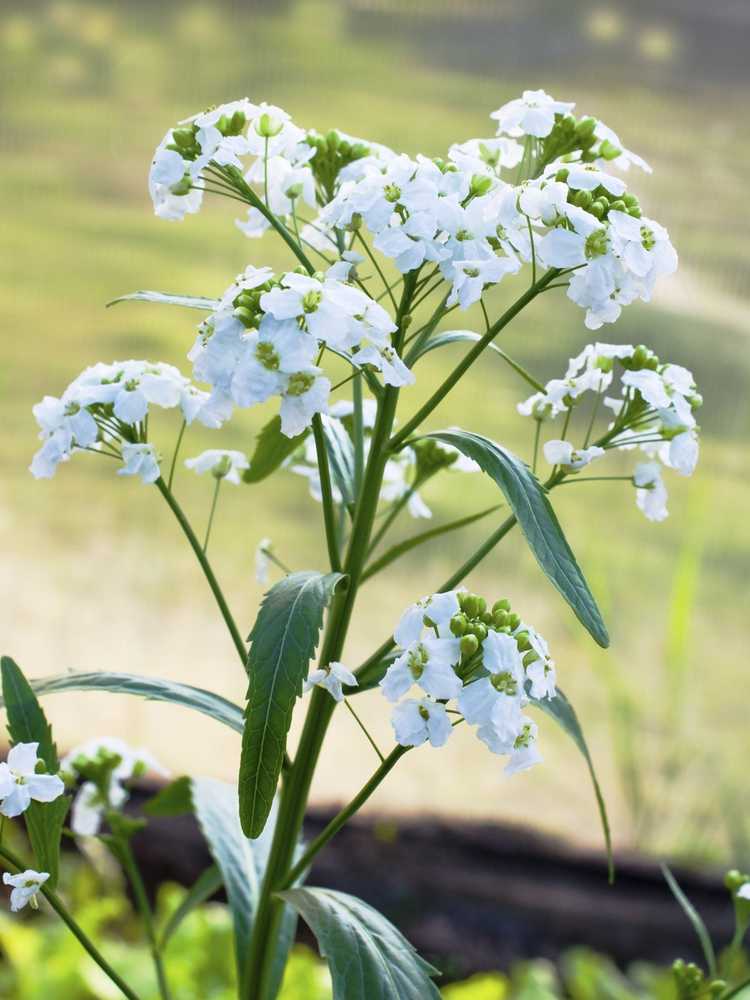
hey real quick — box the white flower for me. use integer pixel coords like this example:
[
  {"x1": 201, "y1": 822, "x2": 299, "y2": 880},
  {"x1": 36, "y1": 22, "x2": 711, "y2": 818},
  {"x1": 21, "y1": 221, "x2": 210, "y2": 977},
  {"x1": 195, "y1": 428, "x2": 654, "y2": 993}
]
[
  {"x1": 374, "y1": 212, "x2": 447, "y2": 273},
  {"x1": 737, "y1": 883, "x2": 750, "y2": 901},
  {"x1": 457, "y1": 630, "x2": 525, "y2": 729},
  {"x1": 0, "y1": 744, "x2": 65, "y2": 818},
  {"x1": 391, "y1": 698, "x2": 452, "y2": 748},
  {"x1": 3, "y1": 870, "x2": 49, "y2": 912},
  {"x1": 621, "y1": 369, "x2": 671, "y2": 410},
  {"x1": 477, "y1": 715, "x2": 542, "y2": 776},
  {"x1": 564, "y1": 164, "x2": 626, "y2": 197},
  {"x1": 185, "y1": 449, "x2": 249, "y2": 485},
  {"x1": 608, "y1": 210, "x2": 677, "y2": 280},
  {"x1": 394, "y1": 591, "x2": 462, "y2": 646},
  {"x1": 491, "y1": 90, "x2": 575, "y2": 138},
  {"x1": 519, "y1": 178, "x2": 569, "y2": 225},
  {"x1": 118, "y1": 443, "x2": 161, "y2": 484},
  {"x1": 304, "y1": 661, "x2": 358, "y2": 702},
  {"x1": 543, "y1": 440, "x2": 604, "y2": 471},
  {"x1": 592, "y1": 121, "x2": 652, "y2": 174},
  {"x1": 449, "y1": 137, "x2": 524, "y2": 176},
  {"x1": 447, "y1": 256, "x2": 520, "y2": 309},
  {"x1": 381, "y1": 636, "x2": 462, "y2": 703},
  {"x1": 278, "y1": 369, "x2": 331, "y2": 438},
  {"x1": 633, "y1": 462, "x2": 669, "y2": 522},
  {"x1": 526, "y1": 659, "x2": 557, "y2": 700},
  {"x1": 63, "y1": 738, "x2": 166, "y2": 837},
  {"x1": 255, "y1": 537, "x2": 273, "y2": 584}
]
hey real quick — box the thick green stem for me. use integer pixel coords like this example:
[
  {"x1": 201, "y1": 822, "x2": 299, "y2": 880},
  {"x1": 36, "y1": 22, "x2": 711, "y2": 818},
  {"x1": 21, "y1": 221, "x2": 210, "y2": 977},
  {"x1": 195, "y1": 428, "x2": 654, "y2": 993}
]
[
  {"x1": 0, "y1": 845, "x2": 142, "y2": 1000},
  {"x1": 392, "y1": 270, "x2": 559, "y2": 450},
  {"x1": 281, "y1": 746, "x2": 409, "y2": 889},
  {"x1": 242, "y1": 274, "x2": 418, "y2": 1000},
  {"x1": 311, "y1": 414, "x2": 342, "y2": 572},
  {"x1": 155, "y1": 478, "x2": 247, "y2": 667}
]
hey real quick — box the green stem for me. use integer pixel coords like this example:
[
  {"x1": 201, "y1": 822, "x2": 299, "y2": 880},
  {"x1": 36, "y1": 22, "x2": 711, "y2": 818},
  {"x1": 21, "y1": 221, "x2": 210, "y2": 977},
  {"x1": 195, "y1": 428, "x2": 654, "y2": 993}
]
[
  {"x1": 355, "y1": 231, "x2": 398, "y2": 311},
  {"x1": 311, "y1": 413, "x2": 342, "y2": 572},
  {"x1": 352, "y1": 372, "x2": 365, "y2": 496},
  {"x1": 281, "y1": 746, "x2": 409, "y2": 889},
  {"x1": 155, "y1": 477, "x2": 246, "y2": 666},
  {"x1": 118, "y1": 839, "x2": 172, "y2": 1000},
  {"x1": 242, "y1": 274, "x2": 418, "y2": 1000},
  {"x1": 367, "y1": 477, "x2": 428, "y2": 555},
  {"x1": 343, "y1": 698, "x2": 385, "y2": 763},
  {"x1": 203, "y1": 477, "x2": 222, "y2": 553},
  {"x1": 532, "y1": 419, "x2": 542, "y2": 474},
  {"x1": 0, "y1": 845, "x2": 142, "y2": 1000},
  {"x1": 167, "y1": 419, "x2": 187, "y2": 491},
  {"x1": 393, "y1": 270, "x2": 558, "y2": 448},
  {"x1": 556, "y1": 475, "x2": 634, "y2": 486}
]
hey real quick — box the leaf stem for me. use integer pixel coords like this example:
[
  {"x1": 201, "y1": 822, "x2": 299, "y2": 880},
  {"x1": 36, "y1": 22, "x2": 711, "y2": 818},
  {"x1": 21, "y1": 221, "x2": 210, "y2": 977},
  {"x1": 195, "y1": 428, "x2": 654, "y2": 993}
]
[
  {"x1": 203, "y1": 477, "x2": 222, "y2": 553},
  {"x1": 0, "y1": 844, "x2": 142, "y2": 1000},
  {"x1": 392, "y1": 270, "x2": 558, "y2": 449},
  {"x1": 343, "y1": 698, "x2": 385, "y2": 763},
  {"x1": 280, "y1": 746, "x2": 409, "y2": 889},
  {"x1": 311, "y1": 414, "x2": 342, "y2": 572},
  {"x1": 117, "y1": 838, "x2": 173, "y2": 1000},
  {"x1": 167, "y1": 419, "x2": 187, "y2": 491},
  {"x1": 155, "y1": 478, "x2": 247, "y2": 667}
]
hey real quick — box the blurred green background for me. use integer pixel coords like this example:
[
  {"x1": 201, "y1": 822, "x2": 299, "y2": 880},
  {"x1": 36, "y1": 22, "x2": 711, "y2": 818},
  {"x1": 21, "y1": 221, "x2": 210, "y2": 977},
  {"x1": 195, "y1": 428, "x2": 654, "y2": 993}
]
[{"x1": 1, "y1": 0, "x2": 748, "y2": 865}]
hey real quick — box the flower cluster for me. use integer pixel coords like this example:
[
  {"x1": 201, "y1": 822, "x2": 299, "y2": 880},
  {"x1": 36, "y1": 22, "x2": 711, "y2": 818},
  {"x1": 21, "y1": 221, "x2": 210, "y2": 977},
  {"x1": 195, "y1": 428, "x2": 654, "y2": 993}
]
[
  {"x1": 378, "y1": 590, "x2": 556, "y2": 776},
  {"x1": 30, "y1": 360, "x2": 223, "y2": 483},
  {"x1": 61, "y1": 737, "x2": 166, "y2": 837},
  {"x1": 188, "y1": 264, "x2": 409, "y2": 437},
  {"x1": 518, "y1": 342, "x2": 702, "y2": 521},
  {"x1": 0, "y1": 743, "x2": 65, "y2": 818}
]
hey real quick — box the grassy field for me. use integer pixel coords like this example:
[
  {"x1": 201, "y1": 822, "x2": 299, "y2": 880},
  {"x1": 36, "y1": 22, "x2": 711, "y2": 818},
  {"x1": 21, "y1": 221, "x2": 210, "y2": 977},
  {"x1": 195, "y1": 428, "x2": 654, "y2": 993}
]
[{"x1": 1, "y1": 0, "x2": 748, "y2": 863}]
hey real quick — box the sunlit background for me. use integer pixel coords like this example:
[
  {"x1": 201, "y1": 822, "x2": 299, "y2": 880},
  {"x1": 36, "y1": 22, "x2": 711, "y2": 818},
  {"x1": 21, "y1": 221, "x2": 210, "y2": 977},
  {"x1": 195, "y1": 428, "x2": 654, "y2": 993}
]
[{"x1": 2, "y1": 0, "x2": 749, "y2": 866}]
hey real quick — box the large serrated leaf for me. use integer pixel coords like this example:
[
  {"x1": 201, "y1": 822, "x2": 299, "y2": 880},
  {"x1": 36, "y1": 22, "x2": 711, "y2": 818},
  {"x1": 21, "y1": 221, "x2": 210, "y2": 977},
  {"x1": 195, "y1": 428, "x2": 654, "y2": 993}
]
[
  {"x1": 278, "y1": 887, "x2": 441, "y2": 1000},
  {"x1": 191, "y1": 778, "x2": 297, "y2": 998},
  {"x1": 239, "y1": 572, "x2": 344, "y2": 838},
  {"x1": 320, "y1": 414, "x2": 356, "y2": 507},
  {"x1": 1, "y1": 657, "x2": 69, "y2": 887},
  {"x1": 243, "y1": 415, "x2": 309, "y2": 484},
  {"x1": 425, "y1": 430, "x2": 609, "y2": 648},
  {"x1": 10, "y1": 671, "x2": 244, "y2": 734},
  {"x1": 530, "y1": 688, "x2": 613, "y2": 880},
  {"x1": 106, "y1": 290, "x2": 220, "y2": 310}
]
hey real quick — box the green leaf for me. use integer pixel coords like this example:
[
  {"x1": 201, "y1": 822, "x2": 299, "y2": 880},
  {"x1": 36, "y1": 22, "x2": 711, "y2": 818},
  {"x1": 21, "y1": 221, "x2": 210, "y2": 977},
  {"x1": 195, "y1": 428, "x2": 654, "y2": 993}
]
[
  {"x1": 243, "y1": 415, "x2": 309, "y2": 484},
  {"x1": 144, "y1": 776, "x2": 193, "y2": 817},
  {"x1": 320, "y1": 415, "x2": 356, "y2": 507},
  {"x1": 661, "y1": 864, "x2": 718, "y2": 978},
  {"x1": 409, "y1": 330, "x2": 545, "y2": 393},
  {"x1": 277, "y1": 887, "x2": 441, "y2": 1000},
  {"x1": 106, "y1": 290, "x2": 220, "y2": 310},
  {"x1": 530, "y1": 688, "x2": 613, "y2": 881},
  {"x1": 159, "y1": 864, "x2": 223, "y2": 950},
  {"x1": 239, "y1": 571, "x2": 345, "y2": 838},
  {"x1": 12, "y1": 671, "x2": 244, "y2": 734},
  {"x1": 191, "y1": 778, "x2": 297, "y2": 998},
  {"x1": 424, "y1": 430, "x2": 608, "y2": 648},
  {"x1": 1, "y1": 656, "x2": 69, "y2": 887},
  {"x1": 362, "y1": 504, "x2": 502, "y2": 582}
]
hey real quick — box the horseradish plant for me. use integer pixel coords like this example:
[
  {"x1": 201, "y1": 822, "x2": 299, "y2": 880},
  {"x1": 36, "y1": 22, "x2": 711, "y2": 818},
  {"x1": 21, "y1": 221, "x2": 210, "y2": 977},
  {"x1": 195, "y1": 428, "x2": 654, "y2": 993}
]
[{"x1": 1, "y1": 90, "x2": 702, "y2": 1000}]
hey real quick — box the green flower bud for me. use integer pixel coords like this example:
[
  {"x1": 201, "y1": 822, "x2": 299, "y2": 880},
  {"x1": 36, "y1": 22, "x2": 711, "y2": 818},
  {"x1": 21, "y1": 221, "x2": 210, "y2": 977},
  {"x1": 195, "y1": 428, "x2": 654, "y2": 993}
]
[
  {"x1": 475, "y1": 597, "x2": 487, "y2": 615},
  {"x1": 169, "y1": 173, "x2": 193, "y2": 197},
  {"x1": 460, "y1": 634, "x2": 479, "y2": 658},
  {"x1": 492, "y1": 599, "x2": 511, "y2": 613},
  {"x1": 172, "y1": 127, "x2": 196, "y2": 149},
  {"x1": 481, "y1": 611, "x2": 494, "y2": 625},
  {"x1": 573, "y1": 189, "x2": 593, "y2": 210},
  {"x1": 234, "y1": 306, "x2": 256, "y2": 328},
  {"x1": 450, "y1": 613, "x2": 468, "y2": 637},
  {"x1": 470, "y1": 174, "x2": 493, "y2": 197},
  {"x1": 350, "y1": 142, "x2": 369, "y2": 160},
  {"x1": 523, "y1": 650, "x2": 540, "y2": 667},
  {"x1": 325, "y1": 129, "x2": 340, "y2": 151},
  {"x1": 515, "y1": 631, "x2": 532, "y2": 651},
  {"x1": 508, "y1": 612, "x2": 521, "y2": 631},
  {"x1": 256, "y1": 113, "x2": 283, "y2": 138},
  {"x1": 576, "y1": 117, "x2": 597, "y2": 139},
  {"x1": 348, "y1": 212, "x2": 363, "y2": 232},
  {"x1": 555, "y1": 167, "x2": 570, "y2": 183},
  {"x1": 493, "y1": 610, "x2": 509, "y2": 628},
  {"x1": 609, "y1": 199, "x2": 626, "y2": 213},
  {"x1": 460, "y1": 594, "x2": 480, "y2": 618},
  {"x1": 471, "y1": 622, "x2": 488, "y2": 642},
  {"x1": 589, "y1": 198, "x2": 608, "y2": 219},
  {"x1": 212, "y1": 455, "x2": 232, "y2": 480},
  {"x1": 597, "y1": 138, "x2": 621, "y2": 161}
]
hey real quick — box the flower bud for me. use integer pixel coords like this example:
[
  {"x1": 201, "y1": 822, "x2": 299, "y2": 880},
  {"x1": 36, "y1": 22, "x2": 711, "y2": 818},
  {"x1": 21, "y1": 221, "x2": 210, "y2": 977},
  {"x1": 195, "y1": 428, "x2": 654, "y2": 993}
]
[
  {"x1": 460, "y1": 634, "x2": 479, "y2": 658},
  {"x1": 555, "y1": 167, "x2": 570, "y2": 184},
  {"x1": 573, "y1": 189, "x2": 593, "y2": 210},
  {"x1": 515, "y1": 631, "x2": 532, "y2": 651},
  {"x1": 325, "y1": 129, "x2": 340, "y2": 151},
  {"x1": 492, "y1": 599, "x2": 511, "y2": 613},
  {"x1": 450, "y1": 613, "x2": 468, "y2": 637},
  {"x1": 523, "y1": 650, "x2": 540, "y2": 667},
  {"x1": 471, "y1": 622, "x2": 488, "y2": 642},
  {"x1": 590, "y1": 198, "x2": 608, "y2": 219},
  {"x1": 609, "y1": 199, "x2": 626, "y2": 213},
  {"x1": 493, "y1": 610, "x2": 509, "y2": 628},
  {"x1": 576, "y1": 117, "x2": 597, "y2": 139},
  {"x1": 169, "y1": 173, "x2": 193, "y2": 197},
  {"x1": 256, "y1": 113, "x2": 283, "y2": 138},
  {"x1": 172, "y1": 127, "x2": 196, "y2": 149},
  {"x1": 508, "y1": 612, "x2": 521, "y2": 630},
  {"x1": 233, "y1": 306, "x2": 256, "y2": 328},
  {"x1": 470, "y1": 174, "x2": 493, "y2": 197},
  {"x1": 460, "y1": 594, "x2": 480, "y2": 618}
]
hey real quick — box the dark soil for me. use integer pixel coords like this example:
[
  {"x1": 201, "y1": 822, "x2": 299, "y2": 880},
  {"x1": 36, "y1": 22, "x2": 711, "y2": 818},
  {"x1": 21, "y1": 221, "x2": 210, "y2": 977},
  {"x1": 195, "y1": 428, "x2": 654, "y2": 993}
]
[{"x1": 124, "y1": 788, "x2": 733, "y2": 981}]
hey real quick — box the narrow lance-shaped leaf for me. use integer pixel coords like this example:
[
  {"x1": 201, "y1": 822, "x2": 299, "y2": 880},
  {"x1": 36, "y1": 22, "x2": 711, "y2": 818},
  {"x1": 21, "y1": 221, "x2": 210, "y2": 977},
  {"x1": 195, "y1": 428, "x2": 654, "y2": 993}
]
[
  {"x1": 530, "y1": 687, "x2": 613, "y2": 881},
  {"x1": 243, "y1": 415, "x2": 309, "y2": 484},
  {"x1": 409, "y1": 329, "x2": 545, "y2": 392},
  {"x1": 278, "y1": 887, "x2": 442, "y2": 1000},
  {"x1": 0, "y1": 657, "x2": 69, "y2": 888},
  {"x1": 239, "y1": 571, "x2": 345, "y2": 838},
  {"x1": 191, "y1": 778, "x2": 298, "y2": 999},
  {"x1": 106, "y1": 290, "x2": 220, "y2": 311},
  {"x1": 424, "y1": 430, "x2": 609, "y2": 648},
  {"x1": 9, "y1": 671, "x2": 244, "y2": 735}
]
